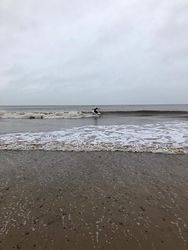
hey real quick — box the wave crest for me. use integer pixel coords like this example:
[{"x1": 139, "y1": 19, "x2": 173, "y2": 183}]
[
  {"x1": 0, "y1": 111, "x2": 96, "y2": 119},
  {"x1": 1, "y1": 110, "x2": 188, "y2": 119}
]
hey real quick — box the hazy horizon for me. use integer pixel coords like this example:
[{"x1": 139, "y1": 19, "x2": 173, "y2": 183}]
[{"x1": 0, "y1": 104, "x2": 188, "y2": 107}]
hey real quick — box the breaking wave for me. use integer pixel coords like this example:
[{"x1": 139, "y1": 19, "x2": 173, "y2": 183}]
[
  {"x1": 0, "y1": 111, "x2": 96, "y2": 119},
  {"x1": 0, "y1": 110, "x2": 188, "y2": 119},
  {"x1": 0, "y1": 121, "x2": 188, "y2": 154}
]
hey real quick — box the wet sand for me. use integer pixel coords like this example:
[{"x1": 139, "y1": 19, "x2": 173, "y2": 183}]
[{"x1": 0, "y1": 151, "x2": 188, "y2": 250}]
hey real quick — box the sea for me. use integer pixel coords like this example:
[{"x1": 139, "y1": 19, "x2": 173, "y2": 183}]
[{"x1": 0, "y1": 105, "x2": 188, "y2": 154}]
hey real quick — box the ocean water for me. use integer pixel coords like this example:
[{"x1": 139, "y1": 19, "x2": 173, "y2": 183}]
[{"x1": 0, "y1": 105, "x2": 188, "y2": 154}]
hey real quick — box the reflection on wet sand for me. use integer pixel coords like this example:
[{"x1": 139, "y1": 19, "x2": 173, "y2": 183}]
[{"x1": 0, "y1": 151, "x2": 188, "y2": 250}]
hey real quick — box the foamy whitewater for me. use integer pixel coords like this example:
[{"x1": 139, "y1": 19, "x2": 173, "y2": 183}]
[
  {"x1": 0, "y1": 121, "x2": 188, "y2": 154},
  {"x1": 0, "y1": 109, "x2": 188, "y2": 119},
  {"x1": 0, "y1": 111, "x2": 95, "y2": 119}
]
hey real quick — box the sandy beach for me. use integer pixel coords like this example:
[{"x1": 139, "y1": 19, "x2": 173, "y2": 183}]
[{"x1": 0, "y1": 151, "x2": 188, "y2": 250}]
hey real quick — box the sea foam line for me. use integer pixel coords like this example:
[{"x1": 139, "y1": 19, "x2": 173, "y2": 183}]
[{"x1": 0, "y1": 122, "x2": 188, "y2": 154}]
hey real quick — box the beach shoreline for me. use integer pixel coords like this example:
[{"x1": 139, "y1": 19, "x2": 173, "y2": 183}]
[{"x1": 0, "y1": 151, "x2": 188, "y2": 250}]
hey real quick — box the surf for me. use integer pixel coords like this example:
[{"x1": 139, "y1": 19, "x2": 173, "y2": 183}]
[{"x1": 0, "y1": 121, "x2": 188, "y2": 154}]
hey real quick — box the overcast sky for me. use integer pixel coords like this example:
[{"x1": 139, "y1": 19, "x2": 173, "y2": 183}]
[{"x1": 0, "y1": 0, "x2": 188, "y2": 105}]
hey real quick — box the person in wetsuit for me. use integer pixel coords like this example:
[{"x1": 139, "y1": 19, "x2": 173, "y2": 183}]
[{"x1": 93, "y1": 107, "x2": 99, "y2": 114}]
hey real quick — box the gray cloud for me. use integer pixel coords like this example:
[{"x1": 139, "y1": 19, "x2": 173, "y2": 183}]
[{"x1": 0, "y1": 0, "x2": 188, "y2": 104}]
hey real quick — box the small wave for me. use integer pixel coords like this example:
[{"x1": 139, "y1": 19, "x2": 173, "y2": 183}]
[
  {"x1": 0, "y1": 121, "x2": 188, "y2": 154},
  {"x1": 0, "y1": 110, "x2": 188, "y2": 119},
  {"x1": 104, "y1": 110, "x2": 188, "y2": 115},
  {"x1": 0, "y1": 111, "x2": 96, "y2": 119}
]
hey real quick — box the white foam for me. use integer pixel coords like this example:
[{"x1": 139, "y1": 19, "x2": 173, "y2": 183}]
[
  {"x1": 0, "y1": 121, "x2": 188, "y2": 154},
  {"x1": 0, "y1": 111, "x2": 95, "y2": 119}
]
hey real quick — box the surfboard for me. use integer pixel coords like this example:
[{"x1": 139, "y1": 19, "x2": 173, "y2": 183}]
[{"x1": 92, "y1": 111, "x2": 101, "y2": 116}]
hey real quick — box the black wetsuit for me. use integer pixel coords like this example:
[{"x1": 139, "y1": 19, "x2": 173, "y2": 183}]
[{"x1": 93, "y1": 108, "x2": 98, "y2": 114}]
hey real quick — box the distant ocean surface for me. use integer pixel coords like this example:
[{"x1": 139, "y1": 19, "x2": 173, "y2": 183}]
[{"x1": 0, "y1": 105, "x2": 188, "y2": 154}]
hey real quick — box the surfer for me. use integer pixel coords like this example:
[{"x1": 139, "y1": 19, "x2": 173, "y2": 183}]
[{"x1": 93, "y1": 107, "x2": 99, "y2": 114}]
